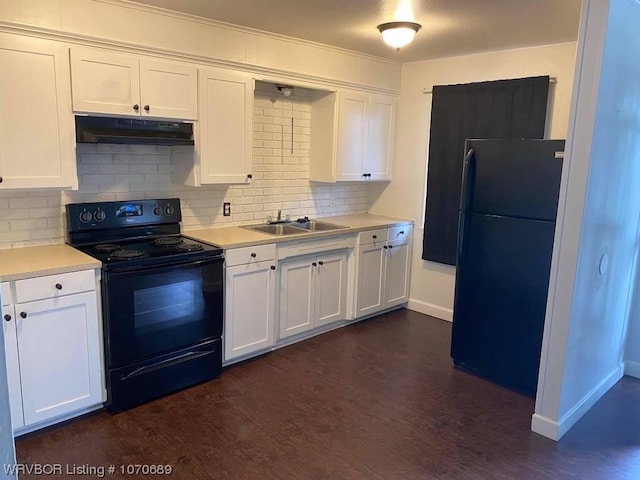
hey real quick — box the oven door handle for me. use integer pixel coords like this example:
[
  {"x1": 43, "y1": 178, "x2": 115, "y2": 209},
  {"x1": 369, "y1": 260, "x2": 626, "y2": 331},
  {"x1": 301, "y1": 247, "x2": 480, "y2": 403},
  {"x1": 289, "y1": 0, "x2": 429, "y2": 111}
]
[
  {"x1": 120, "y1": 349, "x2": 213, "y2": 381},
  {"x1": 106, "y1": 256, "x2": 223, "y2": 277}
]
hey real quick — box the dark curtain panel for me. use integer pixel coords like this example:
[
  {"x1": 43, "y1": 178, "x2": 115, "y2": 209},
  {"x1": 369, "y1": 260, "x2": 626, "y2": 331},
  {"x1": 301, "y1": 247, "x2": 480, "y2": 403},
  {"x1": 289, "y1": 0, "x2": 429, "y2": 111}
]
[{"x1": 422, "y1": 76, "x2": 550, "y2": 266}]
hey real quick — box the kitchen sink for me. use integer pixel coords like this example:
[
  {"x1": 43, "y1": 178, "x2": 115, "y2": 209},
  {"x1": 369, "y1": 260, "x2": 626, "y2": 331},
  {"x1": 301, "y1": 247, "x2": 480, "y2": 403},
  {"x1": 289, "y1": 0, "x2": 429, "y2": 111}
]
[
  {"x1": 290, "y1": 220, "x2": 348, "y2": 231},
  {"x1": 242, "y1": 219, "x2": 348, "y2": 236},
  {"x1": 245, "y1": 224, "x2": 309, "y2": 236}
]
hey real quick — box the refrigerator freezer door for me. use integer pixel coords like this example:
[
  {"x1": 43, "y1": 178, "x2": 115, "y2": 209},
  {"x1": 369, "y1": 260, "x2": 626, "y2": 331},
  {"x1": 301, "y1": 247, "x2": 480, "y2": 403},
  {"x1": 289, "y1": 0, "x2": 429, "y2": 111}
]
[
  {"x1": 465, "y1": 139, "x2": 564, "y2": 221},
  {"x1": 451, "y1": 212, "x2": 556, "y2": 396}
]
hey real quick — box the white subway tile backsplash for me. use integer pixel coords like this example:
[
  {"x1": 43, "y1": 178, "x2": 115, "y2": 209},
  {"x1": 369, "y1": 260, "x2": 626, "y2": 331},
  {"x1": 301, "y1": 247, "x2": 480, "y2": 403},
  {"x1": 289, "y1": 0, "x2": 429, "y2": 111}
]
[{"x1": 0, "y1": 86, "x2": 368, "y2": 249}]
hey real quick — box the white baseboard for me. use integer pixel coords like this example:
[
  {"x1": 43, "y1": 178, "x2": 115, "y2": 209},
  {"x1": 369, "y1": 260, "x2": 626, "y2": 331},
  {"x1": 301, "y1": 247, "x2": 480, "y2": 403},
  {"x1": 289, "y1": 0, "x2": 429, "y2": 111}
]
[
  {"x1": 531, "y1": 364, "x2": 624, "y2": 441},
  {"x1": 531, "y1": 413, "x2": 559, "y2": 440},
  {"x1": 624, "y1": 360, "x2": 640, "y2": 378},
  {"x1": 407, "y1": 298, "x2": 452, "y2": 322}
]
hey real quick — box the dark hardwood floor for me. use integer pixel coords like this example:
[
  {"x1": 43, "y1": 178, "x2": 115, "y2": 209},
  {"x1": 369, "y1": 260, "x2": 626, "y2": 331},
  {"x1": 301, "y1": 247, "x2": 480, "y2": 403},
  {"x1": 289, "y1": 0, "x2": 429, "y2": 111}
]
[{"x1": 16, "y1": 309, "x2": 640, "y2": 479}]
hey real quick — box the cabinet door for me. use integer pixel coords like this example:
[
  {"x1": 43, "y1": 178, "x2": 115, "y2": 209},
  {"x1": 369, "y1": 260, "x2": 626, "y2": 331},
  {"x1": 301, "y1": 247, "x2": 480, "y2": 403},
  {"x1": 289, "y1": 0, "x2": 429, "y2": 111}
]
[
  {"x1": 2, "y1": 305, "x2": 24, "y2": 429},
  {"x1": 355, "y1": 244, "x2": 385, "y2": 317},
  {"x1": 0, "y1": 34, "x2": 74, "y2": 189},
  {"x1": 384, "y1": 242, "x2": 411, "y2": 307},
  {"x1": 366, "y1": 94, "x2": 396, "y2": 181},
  {"x1": 70, "y1": 48, "x2": 140, "y2": 116},
  {"x1": 139, "y1": 59, "x2": 197, "y2": 120},
  {"x1": 279, "y1": 257, "x2": 315, "y2": 339},
  {"x1": 198, "y1": 67, "x2": 253, "y2": 184},
  {"x1": 335, "y1": 91, "x2": 368, "y2": 181},
  {"x1": 225, "y1": 261, "x2": 276, "y2": 361},
  {"x1": 315, "y1": 252, "x2": 347, "y2": 327},
  {"x1": 16, "y1": 292, "x2": 102, "y2": 426}
]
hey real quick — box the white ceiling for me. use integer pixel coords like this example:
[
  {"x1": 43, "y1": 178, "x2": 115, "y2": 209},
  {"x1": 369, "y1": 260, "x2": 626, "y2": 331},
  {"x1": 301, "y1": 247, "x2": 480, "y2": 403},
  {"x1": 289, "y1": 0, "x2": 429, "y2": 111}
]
[{"x1": 129, "y1": 0, "x2": 582, "y2": 63}]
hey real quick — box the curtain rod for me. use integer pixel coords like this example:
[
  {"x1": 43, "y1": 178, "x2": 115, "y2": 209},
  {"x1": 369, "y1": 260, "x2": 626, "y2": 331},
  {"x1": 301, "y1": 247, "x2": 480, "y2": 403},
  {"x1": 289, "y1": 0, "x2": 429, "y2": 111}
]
[{"x1": 422, "y1": 76, "x2": 557, "y2": 94}]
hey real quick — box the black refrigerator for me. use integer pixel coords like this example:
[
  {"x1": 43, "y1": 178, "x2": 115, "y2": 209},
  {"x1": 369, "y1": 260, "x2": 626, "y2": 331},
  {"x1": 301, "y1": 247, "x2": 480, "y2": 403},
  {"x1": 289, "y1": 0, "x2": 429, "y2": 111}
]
[{"x1": 451, "y1": 139, "x2": 564, "y2": 397}]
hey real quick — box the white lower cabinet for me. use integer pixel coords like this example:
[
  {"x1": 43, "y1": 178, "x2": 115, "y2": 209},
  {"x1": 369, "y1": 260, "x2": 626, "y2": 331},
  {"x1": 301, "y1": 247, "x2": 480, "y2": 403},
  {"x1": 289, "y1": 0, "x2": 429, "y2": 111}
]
[
  {"x1": 224, "y1": 260, "x2": 276, "y2": 361},
  {"x1": 1, "y1": 271, "x2": 103, "y2": 433},
  {"x1": 355, "y1": 226, "x2": 412, "y2": 318},
  {"x1": 224, "y1": 244, "x2": 277, "y2": 362},
  {"x1": 2, "y1": 304, "x2": 23, "y2": 429},
  {"x1": 355, "y1": 243, "x2": 385, "y2": 317},
  {"x1": 383, "y1": 241, "x2": 411, "y2": 307},
  {"x1": 279, "y1": 251, "x2": 347, "y2": 339}
]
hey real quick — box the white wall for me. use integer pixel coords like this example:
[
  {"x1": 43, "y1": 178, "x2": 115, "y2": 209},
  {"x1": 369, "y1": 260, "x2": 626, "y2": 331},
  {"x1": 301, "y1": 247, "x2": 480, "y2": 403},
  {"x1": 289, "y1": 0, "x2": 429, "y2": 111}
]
[
  {"x1": 368, "y1": 42, "x2": 577, "y2": 321},
  {"x1": 0, "y1": 83, "x2": 368, "y2": 249},
  {"x1": 533, "y1": 0, "x2": 640, "y2": 440}
]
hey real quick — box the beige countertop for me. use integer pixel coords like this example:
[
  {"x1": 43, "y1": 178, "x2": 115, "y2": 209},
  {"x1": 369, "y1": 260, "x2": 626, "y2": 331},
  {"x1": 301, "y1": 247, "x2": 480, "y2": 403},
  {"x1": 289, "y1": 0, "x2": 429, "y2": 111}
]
[
  {"x1": 0, "y1": 244, "x2": 101, "y2": 282},
  {"x1": 185, "y1": 213, "x2": 414, "y2": 249}
]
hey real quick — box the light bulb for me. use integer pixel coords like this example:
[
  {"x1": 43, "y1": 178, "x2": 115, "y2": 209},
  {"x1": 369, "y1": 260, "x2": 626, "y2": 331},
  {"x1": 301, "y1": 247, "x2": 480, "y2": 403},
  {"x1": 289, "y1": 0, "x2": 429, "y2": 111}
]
[{"x1": 377, "y1": 22, "x2": 421, "y2": 51}]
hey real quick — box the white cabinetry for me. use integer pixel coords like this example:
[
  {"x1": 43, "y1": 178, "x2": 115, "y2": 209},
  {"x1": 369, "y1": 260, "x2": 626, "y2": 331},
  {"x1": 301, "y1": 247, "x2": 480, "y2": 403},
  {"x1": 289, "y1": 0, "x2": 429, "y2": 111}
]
[
  {"x1": 354, "y1": 226, "x2": 412, "y2": 318},
  {"x1": 224, "y1": 244, "x2": 276, "y2": 362},
  {"x1": 1, "y1": 270, "x2": 103, "y2": 433},
  {"x1": 310, "y1": 90, "x2": 397, "y2": 183},
  {"x1": 279, "y1": 251, "x2": 347, "y2": 339},
  {"x1": 1, "y1": 283, "x2": 23, "y2": 430},
  {"x1": 0, "y1": 33, "x2": 75, "y2": 190},
  {"x1": 335, "y1": 92, "x2": 368, "y2": 182},
  {"x1": 196, "y1": 67, "x2": 254, "y2": 184},
  {"x1": 70, "y1": 48, "x2": 197, "y2": 120}
]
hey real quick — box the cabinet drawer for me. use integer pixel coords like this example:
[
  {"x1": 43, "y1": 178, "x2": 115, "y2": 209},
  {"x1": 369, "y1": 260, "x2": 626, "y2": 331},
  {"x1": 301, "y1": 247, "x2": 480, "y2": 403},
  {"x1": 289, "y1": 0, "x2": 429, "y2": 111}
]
[
  {"x1": 225, "y1": 243, "x2": 276, "y2": 267},
  {"x1": 15, "y1": 270, "x2": 96, "y2": 303},
  {"x1": 1, "y1": 283, "x2": 12, "y2": 306},
  {"x1": 358, "y1": 228, "x2": 388, "y2": 245},
  {"x1": 387, "y1": 225, "x2": 412, "y2": 245}
]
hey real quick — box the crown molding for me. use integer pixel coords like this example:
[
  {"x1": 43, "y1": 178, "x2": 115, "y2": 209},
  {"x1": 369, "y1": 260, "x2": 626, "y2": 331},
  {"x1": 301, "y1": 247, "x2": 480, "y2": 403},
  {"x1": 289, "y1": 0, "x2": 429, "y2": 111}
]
[
  {"x1": 0, "y1": 21, "x2": 400, "y2": 95},
  {"x1": 97, "y1": 0, "x2": 402, "y2": 67}
]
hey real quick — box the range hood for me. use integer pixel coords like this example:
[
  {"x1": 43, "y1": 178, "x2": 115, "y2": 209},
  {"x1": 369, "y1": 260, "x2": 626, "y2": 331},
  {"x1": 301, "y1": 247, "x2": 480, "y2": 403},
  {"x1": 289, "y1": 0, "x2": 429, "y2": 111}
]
[{"x1": 75, "y1": 116, "x2": 194, "y2": 146}]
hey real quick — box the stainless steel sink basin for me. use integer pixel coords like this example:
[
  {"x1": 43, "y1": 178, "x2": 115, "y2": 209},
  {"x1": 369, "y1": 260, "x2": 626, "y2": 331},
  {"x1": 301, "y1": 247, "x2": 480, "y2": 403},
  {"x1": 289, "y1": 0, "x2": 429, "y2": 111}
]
[
  {"x1": 290, "y1": 220, "x2": 348, "y2": 231},
  {"x1": 241, "y1": 219, "x2": 348, "y2": 236},
  {"x1": 246, "y1": 224, "x2": 309, "y2": 236}
]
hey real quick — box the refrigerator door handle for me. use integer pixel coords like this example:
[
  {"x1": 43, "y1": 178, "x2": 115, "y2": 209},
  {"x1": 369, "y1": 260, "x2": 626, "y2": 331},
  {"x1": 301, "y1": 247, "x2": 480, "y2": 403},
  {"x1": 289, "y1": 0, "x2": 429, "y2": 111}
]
[
  {"x1": 459, "y1": 148, "x2": 476, "y2": 212},
  {"x1": 457, "y1": 148, "x2": 475, "y2": 264},
  {"x1": 457, "y1": 212, "x2": 465, "y2": 263}
]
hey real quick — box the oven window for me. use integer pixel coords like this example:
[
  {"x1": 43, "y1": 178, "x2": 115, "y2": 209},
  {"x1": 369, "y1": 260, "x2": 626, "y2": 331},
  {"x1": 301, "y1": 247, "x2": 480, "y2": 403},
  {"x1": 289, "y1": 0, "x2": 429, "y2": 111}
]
[
  {"x1": 105, "y1": 258, "x2": 223, "y2": 368},
  {"x1": 134, "y1": 280, "x2": 199, "y2": 334}
]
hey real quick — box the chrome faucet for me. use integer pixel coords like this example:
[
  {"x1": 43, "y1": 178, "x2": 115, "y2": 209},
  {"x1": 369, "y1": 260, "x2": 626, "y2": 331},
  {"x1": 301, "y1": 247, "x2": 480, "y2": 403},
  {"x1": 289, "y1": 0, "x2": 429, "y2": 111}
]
[{"x1": 277, "y1": 209, "x2": 282, "y2": 222}]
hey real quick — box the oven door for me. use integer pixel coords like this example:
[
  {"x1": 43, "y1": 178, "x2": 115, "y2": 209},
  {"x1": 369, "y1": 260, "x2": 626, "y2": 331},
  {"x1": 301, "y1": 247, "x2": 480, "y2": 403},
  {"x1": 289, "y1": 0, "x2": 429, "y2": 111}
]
[{"x1": 103, "y1": 257, "x2": 223, "y2": 368}]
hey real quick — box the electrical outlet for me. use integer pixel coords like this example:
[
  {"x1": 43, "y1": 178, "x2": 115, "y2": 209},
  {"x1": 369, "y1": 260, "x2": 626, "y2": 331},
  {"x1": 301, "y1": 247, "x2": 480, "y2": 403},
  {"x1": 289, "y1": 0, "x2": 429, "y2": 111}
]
[
  {"x1": 329, "y1": 197, "x2": 336, "y2": 208},
  {"x1": 223, "y1": 202, "x2": 231, "y2": 216}
]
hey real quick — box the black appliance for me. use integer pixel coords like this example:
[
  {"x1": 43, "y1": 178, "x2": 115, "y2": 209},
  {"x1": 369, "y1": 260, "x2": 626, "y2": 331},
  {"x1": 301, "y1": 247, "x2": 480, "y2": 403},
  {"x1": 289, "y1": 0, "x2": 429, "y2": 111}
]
[
  {"x1": 66, "y1": 198, "x2": 223, "y2": 412},
  {"x1": 451, "y1": 139, "x2": 564, "y2": 396},
  {"x1": 75, "y1": 116, "x2": 194, "y2": 146}
]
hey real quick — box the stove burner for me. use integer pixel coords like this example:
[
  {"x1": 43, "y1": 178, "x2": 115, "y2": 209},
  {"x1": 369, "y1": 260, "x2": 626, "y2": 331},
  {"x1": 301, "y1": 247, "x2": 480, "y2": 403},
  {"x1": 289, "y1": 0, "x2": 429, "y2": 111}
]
[
  {"x1": 94, "y1": 244, "x2": 122, "y2": 253},
  {"x1": 154, "y1": 237, "x2": 184, "y2": 247},
  {"x1": 176, "y1": 243, "x2": 204, "y2": 252},
  {"x1": 110, "y1": 249, "x2": 147, "y2": 260}
]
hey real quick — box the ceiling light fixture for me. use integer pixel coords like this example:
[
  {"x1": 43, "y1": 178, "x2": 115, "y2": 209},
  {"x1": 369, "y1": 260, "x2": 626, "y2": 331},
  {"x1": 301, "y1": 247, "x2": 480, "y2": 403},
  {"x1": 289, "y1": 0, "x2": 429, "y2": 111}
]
[
  {"x1": 377, "y1": 21, "x2": 421, "y2": 51},
  {"x1": 276, "y1": 85, "x2": 294, "y2": 97}
]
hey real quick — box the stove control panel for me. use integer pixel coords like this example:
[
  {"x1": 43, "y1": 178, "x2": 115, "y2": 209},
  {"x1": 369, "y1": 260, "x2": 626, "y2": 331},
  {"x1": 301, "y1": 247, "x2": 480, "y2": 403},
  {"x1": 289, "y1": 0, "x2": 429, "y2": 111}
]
[{"x1": 66, "y1": 198, "x2": 182, "y2": 232}]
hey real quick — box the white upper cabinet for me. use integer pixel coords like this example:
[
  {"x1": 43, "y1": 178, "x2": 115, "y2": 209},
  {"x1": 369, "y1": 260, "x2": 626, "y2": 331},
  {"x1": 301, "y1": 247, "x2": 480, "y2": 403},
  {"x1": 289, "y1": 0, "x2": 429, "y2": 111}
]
[
  {"x1": 197, "y1": 67, "x2": 253, "y2": 184},
  {"x1": 335, "y1": 92, "x2": 369, "y2": 181},
  {"x1": 139, "y1": 59, "x2": 197, "y2": 119},
  {"x1": 70, "y1": 48, "x2": 140, "y2": 117},
  {"x1": 310, "y1": 90, "x2": 397, "y2": 183},
  {"x1": 70, "y1": 48, "x2": 197, "y2": 120},
  {"x1": 367, "y1": 94, "x2": 396, "y2": 181},
  {"x1": 0, "y1": 33, "x2": 75, "y2": 190}
]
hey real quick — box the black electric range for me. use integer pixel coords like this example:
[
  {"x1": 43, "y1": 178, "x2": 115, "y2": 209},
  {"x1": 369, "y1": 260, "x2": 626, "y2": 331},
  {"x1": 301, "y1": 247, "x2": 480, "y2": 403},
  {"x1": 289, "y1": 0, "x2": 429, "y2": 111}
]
[{"x1": 66, "y1": 198, "x2": 224, "y2": 412}]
